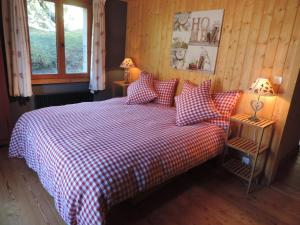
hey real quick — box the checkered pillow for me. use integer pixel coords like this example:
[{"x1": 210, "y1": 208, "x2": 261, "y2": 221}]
[
  {"x1": 181, "y1": 80, "x2": 197, "y2": 94},
  {"x1": 207, "y1": 91, "x2": 242, "y2": 129},
  {"x1": 126, "y1": 72, "x2": 158, "y2": 104},
  {"x1": 153, "y1": 79, "x2": 178, "y2": 106},
  {"x1": 181, "y1": 80, "x2": 242, "y2": 129},
  {"x1": 212, "y1": 90, "x2": 242, "y2": 117},
  {"x1": 175, "y1": 80, "x2": 221, "y2": 126},
  {"x1": 183, "y1": 80, "x2": 241, "y2": 115}
]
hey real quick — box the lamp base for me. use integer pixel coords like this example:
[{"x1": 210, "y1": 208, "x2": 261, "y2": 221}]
[
  {"x1": 124, "y1": 69, "x2": 130, "y2": 84},
  {"x1": 249, "y1": 96, "x2": 263, "y2": 122},
  {"x1": 248, "y1": 115, "x2": 260, "y2": 122}
]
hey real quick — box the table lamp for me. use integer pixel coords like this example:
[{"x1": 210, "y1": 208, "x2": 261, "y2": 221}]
[
  {"x1": 120, "y1": 58, "x2": 135, "y2": 84},
  {"x1": 248, "y1": 78, "x2": 275, "y2": 122}
]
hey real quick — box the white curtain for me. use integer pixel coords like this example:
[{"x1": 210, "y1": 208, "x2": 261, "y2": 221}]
[
  {"x1": 2, "y1": 0, "x2": 33, "y2": 97},
  {"x1": 89, "y1": 0, "x2": 106, "y2": 92}
]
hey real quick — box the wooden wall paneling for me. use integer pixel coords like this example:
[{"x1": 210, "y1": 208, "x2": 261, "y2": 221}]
[
  {"x1": 148, "y1": 0, "x2": 162, "y2": 78},
  {"x1": 262, "y1": 0, "x2": 295, "y2": 120},
  {"x1": 272, "y1": 6, "x2": 300, "y2": 137},
  {"x1": 238, "y1": 0, "x2": 265, "y2": 91},
  {"x1": 213, "y1": 0, "x2": 237, "y2": 92},
  {"x1": 150, "y1": 0, "x2": 159, "y2": 73},
  {"x1": 125, "y1": 0, "x2": 300, "y2": 183},
  {"x1": 262, "y1": 0, "x2": 288, "y2": 71},
  {"x1": 271, "y1": 0, "x2": 299, "y2": 79},
  {"x1": 248, "y1": 0, "x2": 275, "y2": 84},
  {"x1": 248, "y1": 0, "x2": 279, "y2": 120},
  {"x1": 221, "y1": 1, "x2": 246, "y2": 91},
  {"x1": 230, "y1": 0, "x2": 255, "y2": 90},
  {"x1": 267, "y1": 7, "x2": 300, "y2": 182},
  {"x1": 157, "y1": 0, "x2": 175, "y2": 81},
  {"x1": 125, "y1": 0, "x2": 139, "y2": 80},
  {"x1": 138, "y1": 0, "x2": 150, "y2": 74},
  {"x1": 136, "y1": 0, "x2": 145, "y2": 70},
  {"x1": 236, "y1": 0, "x2": 265, "y2": 128},
  {"x1": 126, "y1": 0, "x2": 144, "y2": 81},
  {"x1": 239, "y1": 0, "x2": 276, "y2": 120},
  {"x1": 233, "y1": 0, "x2": 258, "y2": 140},
  {"x1": 152, "y1": 0, "x2": 162, "y2": 76}
]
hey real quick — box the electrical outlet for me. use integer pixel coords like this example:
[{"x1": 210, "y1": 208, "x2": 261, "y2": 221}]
[
  {"x1": 273, "y1": 76, "x2": 283, "y2": 85},
  {"x1": 242, "y1": 156, "x2": 251, "y2": 165}
]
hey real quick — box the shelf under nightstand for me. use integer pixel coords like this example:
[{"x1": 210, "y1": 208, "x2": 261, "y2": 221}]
[
  {"x1": 223, "y1": 158, "x2": 263, "y2": 181},
  {"x1": 230, "y1": 114, "x2": 274, "y2": 128},
  {"x1": 227, "y1": 137, "x2": 268, "y2": 157},
  {"x1": 222, "y1": 113, "x2": 275, "y2": 194}
]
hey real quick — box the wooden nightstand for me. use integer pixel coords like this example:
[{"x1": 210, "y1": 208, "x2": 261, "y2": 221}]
[
  {"x1": 112, "y1": 80, "x2": 130, "y2": 97},
  {"x1": 222, "y1": 114, "x2": 275, "y2": 193}
]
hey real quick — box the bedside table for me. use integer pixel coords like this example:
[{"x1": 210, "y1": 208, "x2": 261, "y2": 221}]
[
  {"x1": 112, "y1": 81, "x2": 130, "y2": 97},
  {"x1": 222, "y1": 114, "x2": 275, "y2": 193}
]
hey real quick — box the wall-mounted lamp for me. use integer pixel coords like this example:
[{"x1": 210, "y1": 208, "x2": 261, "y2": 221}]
[{"x1": 248, "y1": 77, "x2": 275, "y2": 122}]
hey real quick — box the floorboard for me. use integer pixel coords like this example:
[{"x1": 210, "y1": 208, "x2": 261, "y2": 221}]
[
  {"x1": 0, "y1": 147, "x2": 299, "y2": 225},
  {"x1": 271, "y1": 150, "x2": 300, "y2": 200}
]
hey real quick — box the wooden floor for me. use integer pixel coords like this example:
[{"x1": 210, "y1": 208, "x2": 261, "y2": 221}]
[
  {"x1": 1, "y1": 147, "x2": 300, "y2": 225},
  {"x1": 271, "y1": 150, "x2": 300, "y2": 199}
]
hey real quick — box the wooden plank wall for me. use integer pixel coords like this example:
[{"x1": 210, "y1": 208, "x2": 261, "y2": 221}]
[{"x1": 125, "y1": 0, "x2": 300, "y2": 182}]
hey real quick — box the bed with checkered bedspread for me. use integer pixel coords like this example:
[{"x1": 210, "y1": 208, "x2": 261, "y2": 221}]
[{"x1": 9, "y1": 97, "x2": 225, "y2": 225}]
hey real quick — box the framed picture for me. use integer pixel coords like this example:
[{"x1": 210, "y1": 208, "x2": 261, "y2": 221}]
[{"x1": 170, "y1": 9, "x2": 224, "y2": 74}]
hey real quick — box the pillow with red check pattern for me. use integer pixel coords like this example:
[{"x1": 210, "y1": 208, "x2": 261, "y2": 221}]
[
  {"x1": 181, "y1": 80, "x2": 197, "y2": 94},
  {"x1": 180, "y1": 80, "x2": 242, "y2": 129},
  {"x1": 212, "y1": 90, "x2": 242, "y2": 117},
  {"x1": 153, "y1": 79, "x2": 178, "y2": 106},
  {"x1": 175, "y1": 80, "x2": 221, "y2": 126},
  {"x1": 126, "y1": 72, "x2": 158, "y2": 105},
  {"x1": 207, "y1": 90, "x2": 242, "y2": 129},
  {"x1": 182, "y1": 80, "x2": 241, "y2": 116}
]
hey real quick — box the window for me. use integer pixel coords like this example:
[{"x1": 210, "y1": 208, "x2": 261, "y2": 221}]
[
  {"x1": 26, "y1": 0, "x2": 92, "y2": 84},
  {"x1": 64, "y1": 4, "x2": 88, "y2": 74}
]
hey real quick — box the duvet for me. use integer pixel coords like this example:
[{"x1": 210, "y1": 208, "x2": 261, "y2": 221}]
[{"x1": 9, "y1": 97, "x2": 225, "y2": 225}]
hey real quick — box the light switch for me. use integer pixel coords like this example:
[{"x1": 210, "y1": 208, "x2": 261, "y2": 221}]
[{"x1": 273, "y1": 76, "x2": 283, "y2": 85}]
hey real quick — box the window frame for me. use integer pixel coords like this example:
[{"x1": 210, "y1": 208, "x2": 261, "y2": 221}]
[{"x1": 26, "y1": 0, "x2": 93, "y2": 85}]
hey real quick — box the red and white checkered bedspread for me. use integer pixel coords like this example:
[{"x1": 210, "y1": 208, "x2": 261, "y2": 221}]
[{"x1": 9, "y1": 97, "x2": 225, "y2": 225}]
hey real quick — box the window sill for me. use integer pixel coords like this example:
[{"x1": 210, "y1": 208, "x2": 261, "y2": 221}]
[{"x1": 32, "y1": 77, "x2": 90, "y2": 85}]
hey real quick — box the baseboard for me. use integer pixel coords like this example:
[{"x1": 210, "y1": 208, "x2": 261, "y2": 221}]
[
  {"x1": 0, "y1": 138, "x2": 9, "y2": 147},
  {"x1": 0, "y1": 143, "x2": 9, "y2": 148}
]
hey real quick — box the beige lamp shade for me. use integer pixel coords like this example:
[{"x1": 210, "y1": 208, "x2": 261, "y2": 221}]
[
  {"x1": 120, "y1": 58, "x2": 135, "y2": 68},
  {"x1": 249, "y1": 78, "x2": 275, "y2": 96}
]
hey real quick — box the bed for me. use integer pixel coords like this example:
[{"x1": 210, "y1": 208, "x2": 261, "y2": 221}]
[{"x1": 9, "y1": 97, "x2": 225, "y2": 225}]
